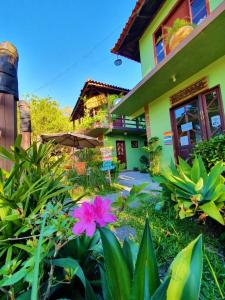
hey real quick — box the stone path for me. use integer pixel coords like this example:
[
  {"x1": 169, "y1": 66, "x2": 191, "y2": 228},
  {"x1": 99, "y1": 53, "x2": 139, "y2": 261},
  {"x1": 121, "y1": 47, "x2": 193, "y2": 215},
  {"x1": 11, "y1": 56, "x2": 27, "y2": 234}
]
[{"x1": 106, "y1": 170, "x2": 160, "y2": 203}]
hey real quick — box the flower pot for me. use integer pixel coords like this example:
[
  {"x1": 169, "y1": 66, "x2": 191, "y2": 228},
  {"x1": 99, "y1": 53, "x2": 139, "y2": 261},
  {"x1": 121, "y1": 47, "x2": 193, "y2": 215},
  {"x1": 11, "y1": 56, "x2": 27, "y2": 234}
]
[
  {"x1": 74, "y1": 162, "x2": 87, "y2": 175},
  {"x1": 169, "y1": 25, "x2": 194, "y2": 52}
]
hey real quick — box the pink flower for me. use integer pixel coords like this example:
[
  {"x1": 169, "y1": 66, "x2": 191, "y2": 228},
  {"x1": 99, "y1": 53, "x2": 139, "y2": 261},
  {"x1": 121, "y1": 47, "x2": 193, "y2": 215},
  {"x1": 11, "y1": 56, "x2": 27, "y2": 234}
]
[
  {"x1": 93, "y1": 196, "x2": 117, "y2": 227},
  {"x1": 72, "y1": 202, "x2": 96, "y2": 237}
]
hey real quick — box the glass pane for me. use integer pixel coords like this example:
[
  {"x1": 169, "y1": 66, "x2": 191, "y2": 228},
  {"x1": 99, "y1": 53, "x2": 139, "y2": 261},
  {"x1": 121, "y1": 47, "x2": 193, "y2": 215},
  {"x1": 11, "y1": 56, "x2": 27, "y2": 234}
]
[
  {"x1": 156, "y1": 40, "x2": 165, "y2": 63},
  {"x1": 205, "y1": 90, "x2": 223, "y2": 136},
  {"x1": 191, "y1": 0, "x2": 207, "y2": 24},
  {"x1": 186, "y1": 101, "x2": 202, "y2": 144},
  {"x1": 174, "y1": 99, "x2": 202, "y2": 148}
]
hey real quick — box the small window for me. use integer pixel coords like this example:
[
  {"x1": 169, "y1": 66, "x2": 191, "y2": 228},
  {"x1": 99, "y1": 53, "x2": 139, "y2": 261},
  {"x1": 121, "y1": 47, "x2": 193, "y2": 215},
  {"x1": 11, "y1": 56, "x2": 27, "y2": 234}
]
[
  {"x1": 154, "y1": 28, "x2": 165, "y2": 64},
  {"x1": 191, "y1": 0, "x2": 208, "y2": 25},
  {"x1": 131, "y1": 140, "x2": 138, "y2": 148}
]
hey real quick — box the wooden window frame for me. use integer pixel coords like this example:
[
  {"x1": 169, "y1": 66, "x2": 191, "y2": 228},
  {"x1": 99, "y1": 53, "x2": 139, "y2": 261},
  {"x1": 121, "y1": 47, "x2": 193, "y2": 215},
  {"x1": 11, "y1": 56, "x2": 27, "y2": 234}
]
[{"x1": 153, "y1": 0, "x2": 210, "y2": 64}]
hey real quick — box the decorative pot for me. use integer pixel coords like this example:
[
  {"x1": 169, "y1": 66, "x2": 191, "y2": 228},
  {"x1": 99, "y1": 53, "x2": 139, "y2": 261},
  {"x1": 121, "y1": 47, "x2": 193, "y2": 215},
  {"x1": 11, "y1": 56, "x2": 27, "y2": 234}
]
[
  {"x1": 74, "y1": 162, "x2": 86, "y2": 175},
  {"x1": 169, "y1": 25, "x2": 193, "y2": 52}
]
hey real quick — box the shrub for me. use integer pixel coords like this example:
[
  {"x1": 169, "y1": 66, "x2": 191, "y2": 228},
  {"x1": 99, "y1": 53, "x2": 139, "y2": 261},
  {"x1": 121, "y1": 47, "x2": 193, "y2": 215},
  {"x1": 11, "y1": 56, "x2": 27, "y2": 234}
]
[
  {"x1": 192, "y1": 134, "x2": 225, "y2": 170},
  {"x1": 143, "y1": 137, "x2": 162, "y2": 176}
]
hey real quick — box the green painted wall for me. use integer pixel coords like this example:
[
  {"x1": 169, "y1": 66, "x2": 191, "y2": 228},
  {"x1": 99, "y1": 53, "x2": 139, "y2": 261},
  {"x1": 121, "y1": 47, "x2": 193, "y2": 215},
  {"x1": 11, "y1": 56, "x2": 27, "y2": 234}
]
[
  {"x1": 103, "y1": 134, "x2": 146, "y2": 170},
  {"x1": 139, "y1": 0, "x2": 224, "y2": 78},
  {"x1": 148, "y1": 54, "x2": 225, "y2": 167}
]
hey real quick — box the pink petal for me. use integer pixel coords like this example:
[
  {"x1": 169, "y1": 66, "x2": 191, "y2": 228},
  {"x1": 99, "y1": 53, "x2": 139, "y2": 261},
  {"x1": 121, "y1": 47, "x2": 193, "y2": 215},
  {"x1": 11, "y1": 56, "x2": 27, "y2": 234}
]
[
  {"x1": 104, "y1": 213, "x2": 117, "y2": 223},
  {"x1": 72, "y1": 222, "x2": 85, "y2": 235},
  {"x1": 85, "y1": 222, "x2": 96, "y2": 237},
  {"x1": 73, "y1": 207, "x2": 82, "y2": 219}
]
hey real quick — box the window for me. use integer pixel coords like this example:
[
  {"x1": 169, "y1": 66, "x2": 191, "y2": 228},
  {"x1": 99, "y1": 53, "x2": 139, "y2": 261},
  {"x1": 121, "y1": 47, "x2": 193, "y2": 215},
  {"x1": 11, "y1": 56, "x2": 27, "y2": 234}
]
[
  {"x1": 154, "y1": 28, "x2": 165, "y2": 64},
  {"x1": 131, "y1": 140, "x2": 139, "y2": 148},
  {"x1": 191, "y1": 0, "x2": 208, "y2": 24}
]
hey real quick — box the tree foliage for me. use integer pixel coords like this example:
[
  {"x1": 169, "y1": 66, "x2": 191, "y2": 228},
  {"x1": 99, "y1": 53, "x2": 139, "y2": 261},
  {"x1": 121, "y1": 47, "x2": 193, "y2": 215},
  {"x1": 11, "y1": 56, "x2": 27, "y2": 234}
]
[{"x1": 25, "y1": 95, "x2": 73, "y2": 141}]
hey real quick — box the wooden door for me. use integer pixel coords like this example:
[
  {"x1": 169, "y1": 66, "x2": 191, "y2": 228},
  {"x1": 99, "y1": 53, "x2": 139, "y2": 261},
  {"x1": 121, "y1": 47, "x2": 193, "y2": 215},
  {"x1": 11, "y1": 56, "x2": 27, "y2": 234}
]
[
  {"x1": 171, "y1": 96, "x2": 205, "y2": 160},
  {"x1": 171, "y1": 87, "x2": 225, "y2": 161},
  {"x1": 116, "y1": 140, "x2": 127, "y2": 166},
  {"x1": 202, "y1": 87, "x2": 225, "y2": 138}
]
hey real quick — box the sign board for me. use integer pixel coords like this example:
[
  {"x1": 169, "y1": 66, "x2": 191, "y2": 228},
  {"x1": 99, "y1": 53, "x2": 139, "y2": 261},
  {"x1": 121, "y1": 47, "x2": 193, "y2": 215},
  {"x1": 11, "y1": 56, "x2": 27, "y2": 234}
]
[
  {"x1": 180, "y1": 135, "x2": 189, "y2": 146},
  {"x1": 211, "y1": 115, "x2": 221, "y2": 128},
  {"x1": 85, "y1": 94, "x2": 107, "y2": 109},
  {"x1": 163, "y1": 131, "x2": 173, "y2": 145},
  {"x1": 101, "y1": 160, "x2": 115, "y2": 171},
  {"x1": 181, "y1": 122, "x2": 193, "y2": 132},
  {"x1": 100, "y1": 147, "x2": 115, "y2": 171},
  {"x1": 170, "y1": 77, "x2": 208, "y2": 106}
]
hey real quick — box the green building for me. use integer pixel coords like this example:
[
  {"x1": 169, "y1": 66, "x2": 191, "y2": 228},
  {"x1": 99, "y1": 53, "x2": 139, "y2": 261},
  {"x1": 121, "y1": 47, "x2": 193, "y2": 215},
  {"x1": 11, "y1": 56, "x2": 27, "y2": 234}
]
[
  {"x1": 111, "y1": 0, "x2": 225, "y2": 167},
  {"x1": 70, "y1": 80, "x2": 147, "y2": 170}
]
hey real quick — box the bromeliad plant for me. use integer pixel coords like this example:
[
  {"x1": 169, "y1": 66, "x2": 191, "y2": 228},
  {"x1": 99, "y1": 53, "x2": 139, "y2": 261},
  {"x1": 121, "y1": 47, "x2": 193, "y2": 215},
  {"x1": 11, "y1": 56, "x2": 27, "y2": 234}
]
[
  {"x1": 72, "y1": 197, "x2": 203, "y2": 300},
  {"x1": 154, "y1": 156, "x2": 225, "y2": 225}
]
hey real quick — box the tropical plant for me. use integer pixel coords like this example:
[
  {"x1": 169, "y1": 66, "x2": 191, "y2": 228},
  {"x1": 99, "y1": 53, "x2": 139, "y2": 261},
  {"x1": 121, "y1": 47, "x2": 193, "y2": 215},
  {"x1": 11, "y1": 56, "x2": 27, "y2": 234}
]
[
  {"x1": 113, "y1": 183, "x2": 150, "y2": 212},
  {"x1": 154, "y1": 156, "x2": 225, "y2": 225},
  {"x1": 165, "y1": 18, "x2": 194, "y2": 45},
  {"x1": 192, "y1": 134, "x2": 225, "y2": 170},
  {"x1": 139, "y1": 155, "x2": 149, "y2": 173},
  {"x1": 0, "y1": 137, "x2": 75, "y2": 298},
  {"x1": 100, "y1": 218, "x2": 203, "y2": 300},
  {"x1": 143, "y1": 137, "x2": 162, "y2": 176}
]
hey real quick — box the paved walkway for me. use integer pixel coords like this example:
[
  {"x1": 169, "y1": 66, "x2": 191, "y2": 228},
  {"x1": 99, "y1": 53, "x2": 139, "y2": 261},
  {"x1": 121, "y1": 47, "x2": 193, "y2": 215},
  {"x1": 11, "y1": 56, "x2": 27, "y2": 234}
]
[
  {"x1": 118, "y1": 171, "x2": 160, "y2": 192},
  {"x1": 106, "y1": 171, "x2": 160, "y2": 202}
]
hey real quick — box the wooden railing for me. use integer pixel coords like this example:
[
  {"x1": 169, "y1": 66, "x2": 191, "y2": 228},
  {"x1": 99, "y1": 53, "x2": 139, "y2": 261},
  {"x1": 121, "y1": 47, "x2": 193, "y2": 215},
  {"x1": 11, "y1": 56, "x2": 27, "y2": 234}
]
[{"x1": 112, "y1": 116, "x2": 146, "y2": 130}]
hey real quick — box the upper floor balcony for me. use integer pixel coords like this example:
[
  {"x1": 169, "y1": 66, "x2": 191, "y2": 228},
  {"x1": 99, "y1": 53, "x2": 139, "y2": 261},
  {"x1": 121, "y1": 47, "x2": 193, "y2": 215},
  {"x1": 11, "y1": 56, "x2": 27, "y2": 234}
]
[{"x1": 73, "y1": 114, "x2": 146, "y2": 137}]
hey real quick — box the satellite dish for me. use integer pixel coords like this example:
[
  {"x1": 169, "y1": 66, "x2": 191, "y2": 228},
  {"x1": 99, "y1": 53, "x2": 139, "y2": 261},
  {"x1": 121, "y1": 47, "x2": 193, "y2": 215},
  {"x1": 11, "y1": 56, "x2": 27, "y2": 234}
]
[{"x1": 114, "y1": 55, "x2": 122, "y2": 66}]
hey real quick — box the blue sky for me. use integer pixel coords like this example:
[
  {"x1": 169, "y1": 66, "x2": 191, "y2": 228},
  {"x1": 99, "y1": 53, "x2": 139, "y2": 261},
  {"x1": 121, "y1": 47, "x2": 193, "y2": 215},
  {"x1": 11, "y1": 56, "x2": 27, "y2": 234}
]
[{"x1": 0, "y1": 0, "x2": 142, "y2": 108}]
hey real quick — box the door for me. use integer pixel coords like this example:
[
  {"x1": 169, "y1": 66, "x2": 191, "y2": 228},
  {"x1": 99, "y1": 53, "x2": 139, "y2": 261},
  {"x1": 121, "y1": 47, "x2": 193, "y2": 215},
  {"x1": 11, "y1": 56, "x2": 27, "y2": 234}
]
[
  {"x1": 171, "y1": 97, "x2": 204, "y2": 160},
  {"x1": 171, "y1": 87, "x2": 225, "y2": 160},
  {"x1": 116, "y1": 140, "x2": 127, "y2": 166},
  {"x1": 202, "y1": 88, "x2": 225, "y2": 138}
]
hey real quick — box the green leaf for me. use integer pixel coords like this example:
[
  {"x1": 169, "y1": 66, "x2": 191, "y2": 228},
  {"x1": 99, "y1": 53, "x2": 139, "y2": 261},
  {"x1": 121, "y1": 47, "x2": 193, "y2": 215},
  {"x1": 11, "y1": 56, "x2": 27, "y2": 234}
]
[
  {"x1": 122, "y1": 239, "x2": 138, "y2": 277},
  {"x1": 200, "y1": 202, "x2": 224, "y2": 225},
  {"x1": 31, "y1": 211, "x2": 47, "y2": 300},
  {"x1": 131, "y1": 219, "x2": 160, "y2": 299},
  {"x1": 51, "y1": 257, "x2": 81, "y2": 280},
  {"x1": 0, "y1": 266, "x2": 27, "y2": 287},
  {"x1": 166, "y1": 235, "x2": 203, "y2": 300},
  {"x1": 151, "y1": 277, "x2": 170, "y2": 300},
  {"x1": 100, "y1": 227, "x2": 131, "y2": 300},
  {"x1": 191, "y1": 157, "x2": 200, "y2": 183}
]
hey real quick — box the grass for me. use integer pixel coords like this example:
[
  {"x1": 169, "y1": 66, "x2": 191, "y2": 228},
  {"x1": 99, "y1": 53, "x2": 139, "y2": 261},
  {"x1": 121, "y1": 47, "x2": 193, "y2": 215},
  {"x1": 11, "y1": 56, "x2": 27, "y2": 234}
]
[{"x1": 114, "y1": 197, "x2": 225, "y2": 300}]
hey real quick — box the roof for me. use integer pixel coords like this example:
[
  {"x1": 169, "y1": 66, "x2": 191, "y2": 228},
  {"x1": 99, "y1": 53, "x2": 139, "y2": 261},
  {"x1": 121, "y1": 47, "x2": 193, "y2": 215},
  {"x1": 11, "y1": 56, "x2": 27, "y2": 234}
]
[
  {"x1": 111, "y1": 2, "x2": 225, "y2": 115},
  {"x1": 111, "y1": 0, "x2": 164, "y2": 62},
  {"x1": 70, "y1": 80, "x2": 129, "y2": 120}
]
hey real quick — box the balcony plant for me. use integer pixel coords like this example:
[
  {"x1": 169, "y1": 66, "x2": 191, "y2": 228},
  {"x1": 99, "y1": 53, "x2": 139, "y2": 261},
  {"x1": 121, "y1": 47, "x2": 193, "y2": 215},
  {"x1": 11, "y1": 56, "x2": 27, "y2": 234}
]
[{"x1": 165, "y1": 18, "x2": 194, "y2": 51}]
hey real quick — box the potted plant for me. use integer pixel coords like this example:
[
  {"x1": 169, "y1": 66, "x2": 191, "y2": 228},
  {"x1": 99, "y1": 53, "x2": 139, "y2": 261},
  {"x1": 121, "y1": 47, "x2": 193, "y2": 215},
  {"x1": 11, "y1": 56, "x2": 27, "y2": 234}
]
[
  {"x1": 166, "y1": 18, "x2": 194, "y2": 52},
  {"x1": 74, "y1": 149, "x2": 87, "y2": 175}
]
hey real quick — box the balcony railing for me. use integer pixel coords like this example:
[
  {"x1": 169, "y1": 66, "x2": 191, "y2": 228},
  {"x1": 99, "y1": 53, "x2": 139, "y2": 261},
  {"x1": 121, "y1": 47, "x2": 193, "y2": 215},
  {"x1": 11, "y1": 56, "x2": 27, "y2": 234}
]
[{"x1": 112, "y1": 116, "x2": 146, "y2": 130}]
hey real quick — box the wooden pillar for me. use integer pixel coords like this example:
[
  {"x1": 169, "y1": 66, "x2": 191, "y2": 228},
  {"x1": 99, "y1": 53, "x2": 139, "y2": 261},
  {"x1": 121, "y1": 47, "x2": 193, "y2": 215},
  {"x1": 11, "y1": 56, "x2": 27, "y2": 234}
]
[
  {"x1": 144, "y1": 104, "x2": 151, "y2": 141},
  {"x1": 0, "y1": 41, "x2": 19, "y2": 171},
  {"x1": 18, "y1": 100, "x2": 31, "y2": 149}
]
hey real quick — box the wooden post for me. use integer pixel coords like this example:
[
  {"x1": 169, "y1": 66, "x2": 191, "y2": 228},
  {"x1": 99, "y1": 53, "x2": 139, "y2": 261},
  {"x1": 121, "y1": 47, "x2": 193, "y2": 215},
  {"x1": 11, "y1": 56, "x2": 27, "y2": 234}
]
[
  {"x1": 0, "y1": 41, "x2": 19, "y2": 171},
  {"x1": 144, "y1": 104, "x2": 151, "y2": 141},
  {"x1": 18, "y1": 100, "x2": 31, "y2": 149}
]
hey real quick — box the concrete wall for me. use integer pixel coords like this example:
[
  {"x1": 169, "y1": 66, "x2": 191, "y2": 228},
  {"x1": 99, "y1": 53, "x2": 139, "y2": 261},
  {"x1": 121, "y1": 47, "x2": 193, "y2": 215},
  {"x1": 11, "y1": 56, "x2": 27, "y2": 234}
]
[
  {"x1": 139, "y1": 0, "x2": 224, "y2": 77},
  {"x1": 103, "y1": 134, "x2": 146, "y2": 170},
  {"x1": 148, "y1": 54, "x2": 225, "y2": 167}
]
